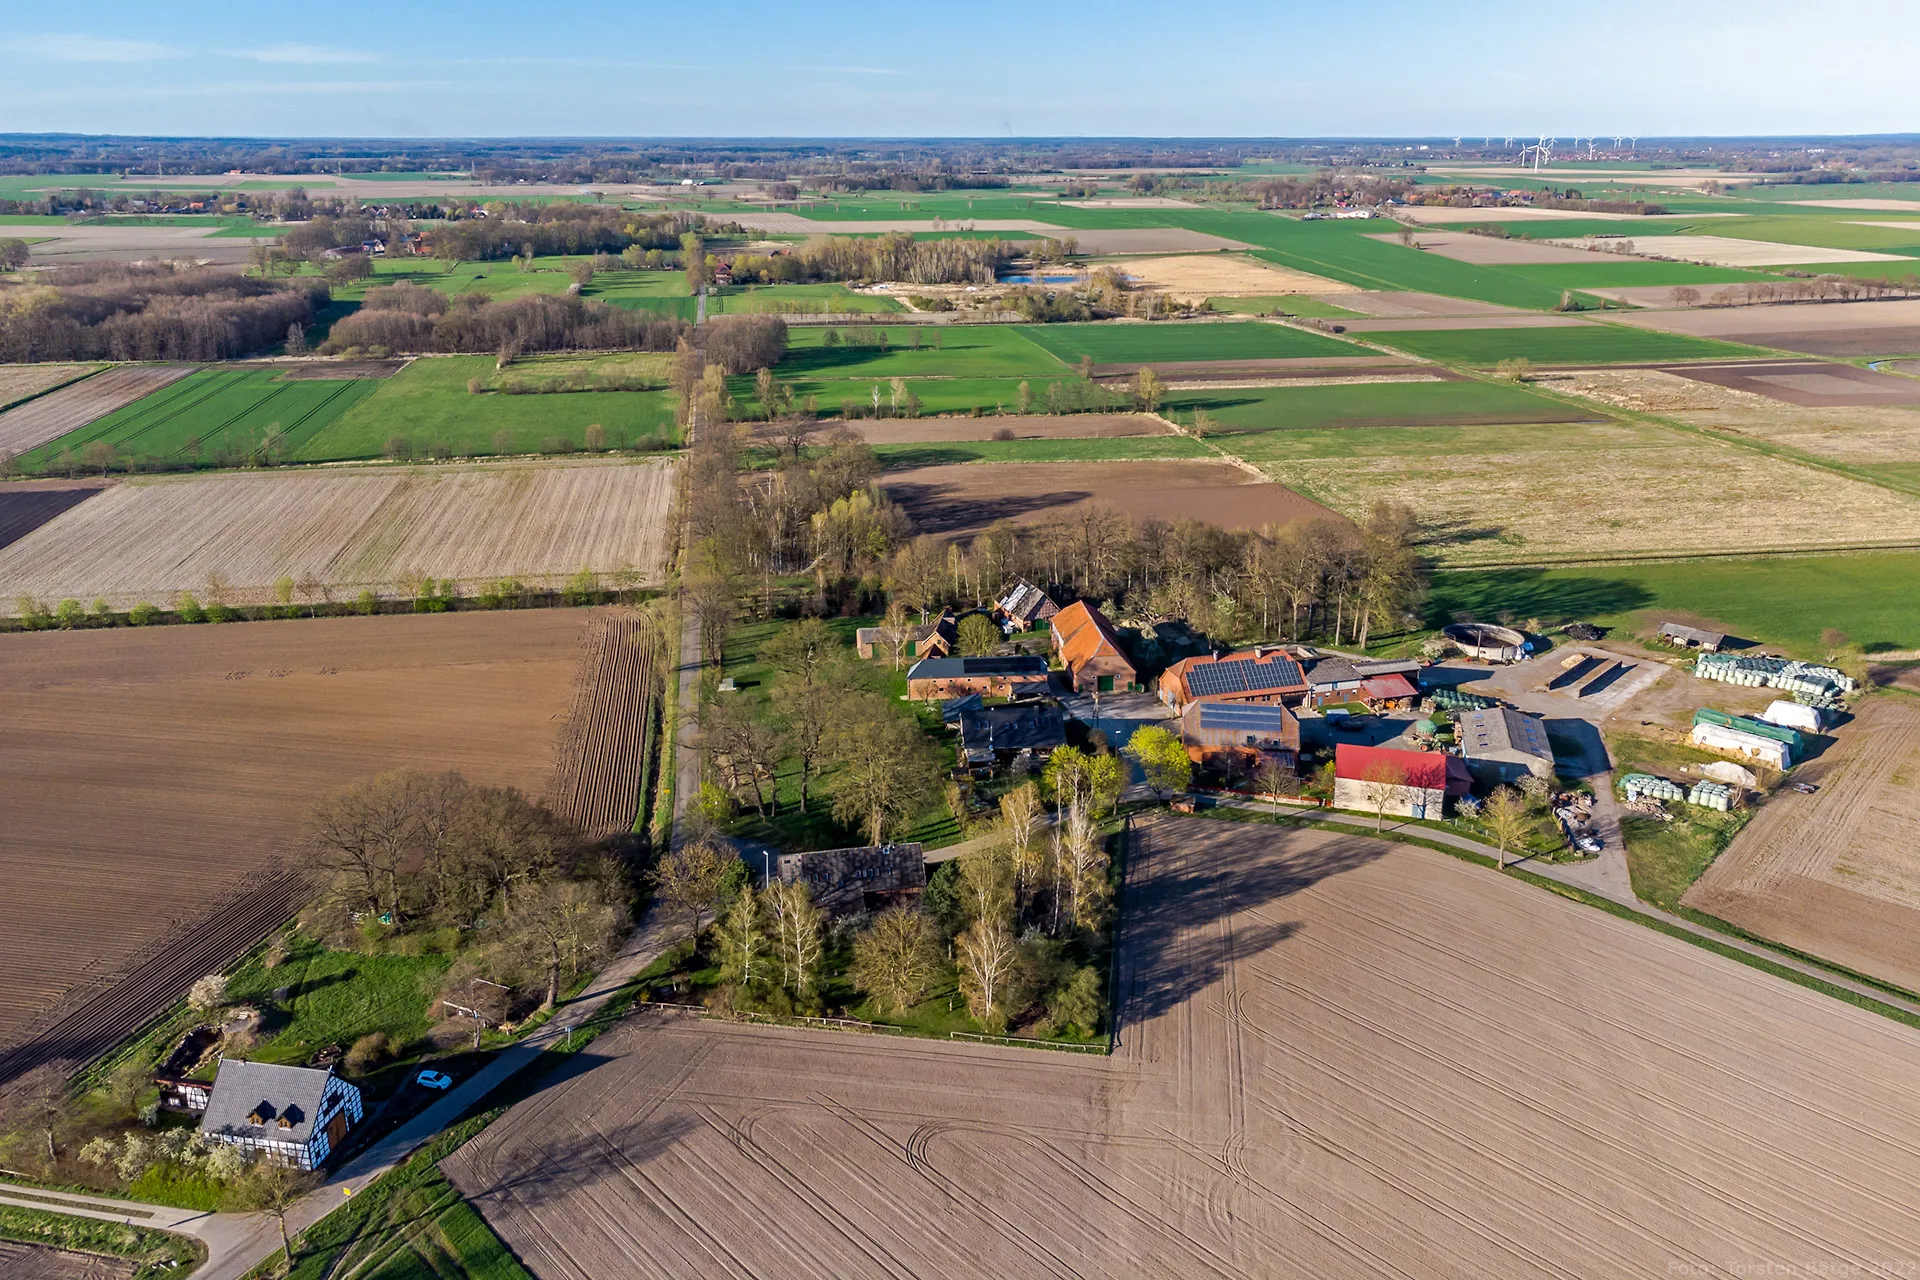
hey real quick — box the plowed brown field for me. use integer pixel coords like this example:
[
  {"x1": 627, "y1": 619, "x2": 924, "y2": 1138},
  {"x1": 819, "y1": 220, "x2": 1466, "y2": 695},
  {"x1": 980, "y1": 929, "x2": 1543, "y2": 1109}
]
[
  {"x1": 0, "y1": 610, "x2": 605, "y2": 1081},
  {"x1": 877, "y1": 460, "x2": 1340, "y2": 535},
  {"x1": 548, "y1": 611, "x2": 664, "y2": 838},
  {"x1": 447, "y1": 817, "x2": 1920, "y2": 1278},
  {"x1": 1685, "y1": 696, "x2": 1920, "y2": 993}
]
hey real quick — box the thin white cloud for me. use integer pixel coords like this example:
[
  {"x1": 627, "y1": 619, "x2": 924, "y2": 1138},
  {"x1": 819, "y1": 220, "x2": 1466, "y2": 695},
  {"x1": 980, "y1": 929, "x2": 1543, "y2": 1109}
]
[
  {"x1": 10, "y1": 80, "x2": 459, "y2": 105},
  {"x1": 438, "y1": 55, "x2": 706, "y2": 71},
  {"x1": 6, "y1": 32, "x2": 181, "y2": 62},
  {"x1": 219, "y1": 43, "x2": 379, "y2": 65},
  {"x1": 819, "y1": 65, "x2": 908, "y2": 76}
]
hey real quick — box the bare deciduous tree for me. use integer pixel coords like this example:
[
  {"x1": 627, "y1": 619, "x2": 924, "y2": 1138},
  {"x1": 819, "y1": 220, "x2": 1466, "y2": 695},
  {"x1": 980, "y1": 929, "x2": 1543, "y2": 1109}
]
[{"x1": 650, "y1": 840, "x2": 733, "y2": 945}]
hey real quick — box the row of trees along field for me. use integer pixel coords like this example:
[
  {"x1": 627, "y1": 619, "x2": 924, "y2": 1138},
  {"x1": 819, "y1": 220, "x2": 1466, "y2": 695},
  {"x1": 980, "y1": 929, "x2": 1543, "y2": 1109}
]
[
  {"x1": 0, "y1": 263, "x2": 327, "y2": 363},
  {"x1": 278, "y1": 205, "x2": 738, "y2": 264},
  {"x1": 649, "y1": 758, "x2": 1119, "y2": 1036}
]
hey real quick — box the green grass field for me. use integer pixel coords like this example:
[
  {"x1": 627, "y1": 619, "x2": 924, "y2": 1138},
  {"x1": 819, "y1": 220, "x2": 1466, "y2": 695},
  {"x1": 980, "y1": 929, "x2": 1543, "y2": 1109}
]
[
  {"x1": 1365, "y1": 324, "x2": 1768, "y2": 365},
  {"x1": 299, "y1": 356, "x2": 678, "y2": 460},
  {"x1": 784, "y1": 375, "x2": 1103, "y2": 418},
  {"x1": 19, "y1": 368, "x2": 381, "y2": 471},
  {"x1": 1427, "y1": 552, "x2": 1920, "y2": 655},
  {"x1": 1226, "y1": 219, "x2": 1570, "y2": 310},
  {"x1": 869, "y1": 436, "x2": 1213, "y2": 468},
  {"x1": 778, "y1": 323, "x2": 1063, "y2": 379},
  {"x1": 1163, "y1": 378, "x2": 1595, "y2": 432},
  {"x1": 1013, "y1": 320, "x2": 1359, "y2": 363}
]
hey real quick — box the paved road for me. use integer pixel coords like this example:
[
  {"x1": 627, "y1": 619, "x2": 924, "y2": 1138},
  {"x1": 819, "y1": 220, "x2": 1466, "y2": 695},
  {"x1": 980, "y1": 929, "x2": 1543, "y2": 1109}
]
[{"x1": 671, "y1": 600, "x2": 702, "y2": 849}]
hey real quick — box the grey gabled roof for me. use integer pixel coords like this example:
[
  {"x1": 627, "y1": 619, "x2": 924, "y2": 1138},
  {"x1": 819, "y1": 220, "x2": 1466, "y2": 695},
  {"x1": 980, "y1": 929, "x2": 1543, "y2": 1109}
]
[
  {"x1": 200, "y1": 1059, "x2": 336, "y2": 1146},
  {"x1": 1458, "y1": 706, "x2": 1553, "y2": 761},
  {"x1": 960, "y1": 703, "x2": 1067, "y2": 755},
  {"x1": 907, "y1": 655, "x2": 1048, "y2": 681}
]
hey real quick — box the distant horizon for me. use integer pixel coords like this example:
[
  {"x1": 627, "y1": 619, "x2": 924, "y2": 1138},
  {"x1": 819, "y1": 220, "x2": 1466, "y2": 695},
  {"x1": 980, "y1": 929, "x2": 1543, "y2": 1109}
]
[
  {"x1": 7, "y1": 132, "x2": 1920, "y2": 147},
  {"x1": 4, "y1": 0, "x2": 1917, "y2": 138}
]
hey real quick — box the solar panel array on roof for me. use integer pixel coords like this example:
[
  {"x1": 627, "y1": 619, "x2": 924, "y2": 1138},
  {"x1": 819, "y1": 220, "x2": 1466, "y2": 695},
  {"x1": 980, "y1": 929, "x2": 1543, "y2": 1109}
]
[
  {"x1": 1195, "y1": 702, "x2": 1291, "y2": 731},
  {"x1": 1185, "y1": 657, "x2": 1304, "y2": 699}
]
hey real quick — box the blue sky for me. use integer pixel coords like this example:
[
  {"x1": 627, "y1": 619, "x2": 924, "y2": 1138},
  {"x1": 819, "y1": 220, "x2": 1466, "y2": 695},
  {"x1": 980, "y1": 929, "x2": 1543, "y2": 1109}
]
[{"x1": 3, "y1": 0, "x2": 1917, "y2": 139}]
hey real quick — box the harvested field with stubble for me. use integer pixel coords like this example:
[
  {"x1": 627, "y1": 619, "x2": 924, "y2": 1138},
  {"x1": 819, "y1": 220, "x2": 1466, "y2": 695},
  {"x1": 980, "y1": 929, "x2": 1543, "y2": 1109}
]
[
  {"x1": 878, "y1": 459, "x2": 1339, "y2": 535},
  {"x1": 1548, "y1": 367, "x2": 1920, "y2": 466},
  {"x1": 0, "y1": 457, "x2": 677, "y2": 612},
  {"x1": 1685, "y1": 696, "x2": 1920, "y2": 993},
  {"x1": 847, "y1": 412, "x2": 1172, "y2": 444},
  {"x1": 448, "y1": 816, "x2": 1920, "y2": 1278},
  {"x1": 0, "y1": 365, "x2": 194, "y2": 456},
  {"x1": 0, "y1": 610, "x2": 606, "y2": 1081},
  {"x1": 1249, "y1": 419, "x2": 1920, "y2": 565},
  {"x1": 0, "y1": 364, "x2": 98, "y2": 411},
  {"x1": 1609, "y1": 298, "x2": 1920, "y2": 357},
  {"x1": 1111, "y1": 253, "x2": 1352, "y2": 297}
]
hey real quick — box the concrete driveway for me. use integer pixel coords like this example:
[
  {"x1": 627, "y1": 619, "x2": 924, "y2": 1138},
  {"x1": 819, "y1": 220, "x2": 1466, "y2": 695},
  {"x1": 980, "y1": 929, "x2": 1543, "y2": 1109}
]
[{"x1": 1430, "y1": 650, "x2": 1675, "y2": 905}]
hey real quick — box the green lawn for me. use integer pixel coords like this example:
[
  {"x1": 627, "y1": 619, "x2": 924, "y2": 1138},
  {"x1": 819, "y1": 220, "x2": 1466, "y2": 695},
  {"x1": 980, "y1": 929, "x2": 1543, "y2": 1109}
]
[
  {"x1": 1610, "y1": 739, "x2": 1753, "y2": 909},
  {"x1": 1214, "y1": 420, "x2": 1592, "y2": 468},
  {"x1": 1365, "y1": 324, "x2": 1769, "y2": 366},
  {"x1": 1427, "y1": 552, "x2": 1920, "y2": 656},
  {"x1": 870, "y1": 436, "x2": 1213, "y2": 468},
  {"x1": 1163, "y1": 378, "x2": 1596, "y2": 433},
  {"x1": 222, "y1": 933, "x2": 450, "y2": 1066},
  {"x1": 1013, "y1": 320, "x2": 1359, "y2": 364},
  {"x1": 18, "y1": 368, "x2": 381, "y2": 472},
  {"x1": 298, "y1": 356, "x2": 678, "y2": 460}
]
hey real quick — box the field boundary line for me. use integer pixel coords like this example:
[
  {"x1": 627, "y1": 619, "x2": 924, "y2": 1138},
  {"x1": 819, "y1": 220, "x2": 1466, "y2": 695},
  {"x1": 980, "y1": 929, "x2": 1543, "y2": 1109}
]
[
  {"x1": 1183, "y1": 803, "x2": 1920, "y2": 1033},
  {"x1": 1468, "y1": 364, "x2": 1920, "y2": 502},
  {"x1": 0, "y1": 364, "x2": 104, "y2": 415},
  {"x1": 947, "y1": 1030, "x2": 1106, "y2": 1053}
]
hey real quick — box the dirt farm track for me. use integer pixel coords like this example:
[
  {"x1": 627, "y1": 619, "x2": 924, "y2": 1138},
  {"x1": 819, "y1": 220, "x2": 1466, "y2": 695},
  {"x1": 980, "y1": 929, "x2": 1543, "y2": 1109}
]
[
  {"x1": 0, "y1": 610, "x2": 637, "y2": 1082},
  {"x1": 446, "y1": 818, "x2": 1920, "y2": 1278}
]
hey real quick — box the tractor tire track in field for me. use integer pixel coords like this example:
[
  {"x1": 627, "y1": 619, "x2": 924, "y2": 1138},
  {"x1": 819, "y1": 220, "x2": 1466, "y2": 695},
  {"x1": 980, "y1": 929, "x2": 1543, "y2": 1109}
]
[
  {"x1": 448, "y1": 819, "x2": 1920, "y2": 1278},
  {"x1": 0, "y1": 364, "x2": 197, "y2": 457}
]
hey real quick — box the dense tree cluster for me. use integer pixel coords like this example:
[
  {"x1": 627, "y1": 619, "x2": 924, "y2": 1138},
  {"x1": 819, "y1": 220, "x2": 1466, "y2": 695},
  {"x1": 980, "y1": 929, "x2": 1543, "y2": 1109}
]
[
  {"x1": 319, "y1": 283, "x2": 687, "y2": 356},
  {"x1": 726, "y1": 232, "x2": 1016, "y2": 286},
  {"x1": 0, "y1": 263, "x2": 326, "y2": 362},
  {"x1": 306, "y1": 770, "x2": 628, "y2": 1016}
]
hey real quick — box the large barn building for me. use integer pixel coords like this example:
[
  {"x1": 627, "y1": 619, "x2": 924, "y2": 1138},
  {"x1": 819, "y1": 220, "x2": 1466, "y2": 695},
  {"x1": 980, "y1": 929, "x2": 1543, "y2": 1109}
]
[
  {"x1": 1159, "y1": 648, "x2": 1308, "y2": 712},
  {"x1": 906, "y1": 655, "x2": 1050, "y2": 701},
  {"x1": 1051, "y1": 601, "x2": 1138, "y2": 694},
  {"x1": 1332, "y1": 744, "x2": 1470, "y2": 820},
  {"x1": 1179, "y1": 700, "x2": 1300, "y2": 772}
]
